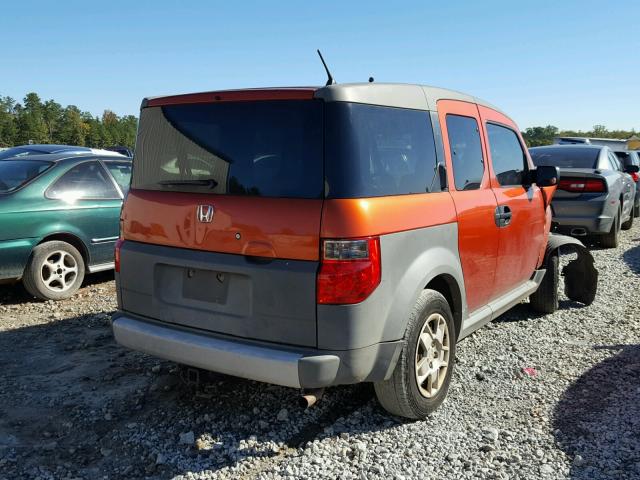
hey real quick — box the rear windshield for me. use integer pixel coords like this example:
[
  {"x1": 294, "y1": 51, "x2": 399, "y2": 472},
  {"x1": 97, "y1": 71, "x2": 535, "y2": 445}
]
[
  {"x1": 0, "y1": 147, "x2": 50, "y2": 160},
  {"x1": 133, "y1": 101, "x2": 324, "y2": 198},
  {"x1": 133, "y1": 100, "x2": 441, "y2": 199},
  {"x1": 529, "y1": 147, "x2": 600, "y2": 169},
  {"x1": 0, "y1": 160, "x2": 52, "y2": 193}
]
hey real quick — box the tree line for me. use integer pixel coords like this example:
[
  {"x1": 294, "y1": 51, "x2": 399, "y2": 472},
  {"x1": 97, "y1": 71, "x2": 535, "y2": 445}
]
[
  {"x1": 1, "y1": 92, "x2": 637, "y2": 151},
  {"x1": 0, "y1": 93, "x2": 138, "y2": 149},
  {"x1": 521, "y1": 125, "x2": 638, "y2": 147}
]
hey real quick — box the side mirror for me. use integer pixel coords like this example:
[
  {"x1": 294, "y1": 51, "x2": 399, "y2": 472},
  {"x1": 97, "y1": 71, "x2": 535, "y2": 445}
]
[
  {"x1": 534, "y1": 166, "x2": 560, "y2": 187},
  {"x1": 624, "y1": 164, "x2": 639, "y2": 174}
]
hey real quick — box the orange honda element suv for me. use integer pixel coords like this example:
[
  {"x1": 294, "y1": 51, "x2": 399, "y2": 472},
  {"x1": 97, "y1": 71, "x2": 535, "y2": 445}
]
[{"x1": 113, "y1": 84, "x2": 597, "y2": 419}]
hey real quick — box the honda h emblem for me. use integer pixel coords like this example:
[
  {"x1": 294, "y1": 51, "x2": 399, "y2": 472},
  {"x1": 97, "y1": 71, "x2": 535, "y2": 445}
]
[{"x1": 196, "y1": 204, "x2": 214, "y2": 223}]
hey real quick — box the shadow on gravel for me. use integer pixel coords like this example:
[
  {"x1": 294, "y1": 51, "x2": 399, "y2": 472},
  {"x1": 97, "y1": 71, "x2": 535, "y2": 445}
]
[
  {"x1": 0, "y1": 312, "x2": 398, "y2": 479},
  {"x1": 492, "y1": 299, "x2": 588, "y2": 325},
  {"x1": 0, "y1": 271, "x2": 115, "y2": 306},
  {"x1": 622, "y1": 245, "x2": 640, "y2": 275},
  {"x1": 552, "y1": 344, "x2": 640, "y2": 479}
]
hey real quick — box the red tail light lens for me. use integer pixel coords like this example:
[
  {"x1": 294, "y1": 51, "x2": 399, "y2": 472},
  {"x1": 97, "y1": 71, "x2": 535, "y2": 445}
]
[
  {"x1": 317, "y1": 237, "x2": 381, "y2": 305},
  {"x1": 114, "y1": 239, "x2": 125, "y2": 273},
  {"x1": 558, "y1": 177, "x2": 606, "y2": 193},
  {"x1": 631, "y1": 172, "x2": 639, "y2": 183}
]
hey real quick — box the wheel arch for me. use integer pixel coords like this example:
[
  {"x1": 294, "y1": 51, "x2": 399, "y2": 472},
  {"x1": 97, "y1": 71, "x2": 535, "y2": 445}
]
[
  {"x1": 544, "y1": 233, "x2": 598, "y2": 306},
  {"x1": 424, "y1": 274, "x2": 463, "y2": 340},
  {"x1": 36, "y1": 232, "x2": 90, "y2": 267}
]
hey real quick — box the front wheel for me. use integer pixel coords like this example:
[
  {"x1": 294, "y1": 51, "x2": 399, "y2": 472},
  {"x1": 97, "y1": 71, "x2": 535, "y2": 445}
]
[
  {"x1": 374, "y1": 290, "x2": 456, "y2": 419},
  {"x1": 22, "y1": 241, "x2": 85, "y2": 301}
]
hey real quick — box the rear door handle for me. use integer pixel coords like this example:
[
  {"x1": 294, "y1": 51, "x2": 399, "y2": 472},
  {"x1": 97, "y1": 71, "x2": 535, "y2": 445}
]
[{"x1": 494, "y1": 205, "x2": 512, "y2": 227}]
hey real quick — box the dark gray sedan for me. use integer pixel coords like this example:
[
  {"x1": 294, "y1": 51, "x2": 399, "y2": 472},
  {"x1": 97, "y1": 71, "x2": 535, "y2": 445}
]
[{"x1": 530, "y1": 145, "x2": 638, "y2": 248}]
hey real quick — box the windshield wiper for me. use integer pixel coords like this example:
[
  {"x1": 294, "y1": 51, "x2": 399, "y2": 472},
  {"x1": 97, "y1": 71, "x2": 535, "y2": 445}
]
[{"x1": 158, "y1": 178, "x2": 218, "y2": 189}]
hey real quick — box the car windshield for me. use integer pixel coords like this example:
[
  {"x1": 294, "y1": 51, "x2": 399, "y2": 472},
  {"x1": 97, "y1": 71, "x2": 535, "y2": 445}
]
[
  {"x1": 529, "y1": 147, "x2": 600, "y2": 169},
  {"x1": 0, "y1": 147, "x2": 51, "y2": 160},
  {"x1": 0, "y1": 160, "x2": 53, "y2": 193}
]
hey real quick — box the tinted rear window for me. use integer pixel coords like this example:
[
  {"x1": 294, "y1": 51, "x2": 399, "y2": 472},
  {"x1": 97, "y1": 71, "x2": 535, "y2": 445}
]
[
  {"x1": 0, "y1": 147, "x2": 50, "y2": 160},
  {"x1": 529, "y1": 147, "x2": 600, "y2": 169},
  {"x1": 133, "y1": 101, "x2": 323, "y2": 198},
  {"x1": 325, "y1": 103, "x2": 440, "y2": 198},
  {"x1": 0, "y1": 160, "x2": 52, "y2": 193}
]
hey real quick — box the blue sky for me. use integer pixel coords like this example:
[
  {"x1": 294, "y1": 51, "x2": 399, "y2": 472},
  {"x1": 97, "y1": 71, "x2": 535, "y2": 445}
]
[{"x1": 1, "y1": 0, "x2": 638, "y2": 130}]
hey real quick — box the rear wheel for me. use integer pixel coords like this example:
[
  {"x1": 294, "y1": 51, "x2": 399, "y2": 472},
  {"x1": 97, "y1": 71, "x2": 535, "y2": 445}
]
[
  {"x1": 529, "y1": 253, "x2": 559, "y2": 314},
  {"x1": 600, "y1": 208, "x2": 620, "y2": 248},
  {"x1": 621, "y1": 206, "x2": 634, "y2": 230},
  {"x1": 374, "y1": 290, "x2": 456, "y2": 419},
  {"x1": 23, "y1": 241, "x2": 85, "y2": 301}
]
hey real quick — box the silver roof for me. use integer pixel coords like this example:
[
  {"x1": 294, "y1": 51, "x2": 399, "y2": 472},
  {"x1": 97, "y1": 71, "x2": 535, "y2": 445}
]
[{"x1": 314, "y1": 82, "x2": 506, "y2": 116}]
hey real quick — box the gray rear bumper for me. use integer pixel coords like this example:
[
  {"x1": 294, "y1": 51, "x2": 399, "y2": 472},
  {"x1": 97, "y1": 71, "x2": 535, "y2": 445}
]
[{"x1": 112, "y1": 312, "x2": 402, "y2": 389}]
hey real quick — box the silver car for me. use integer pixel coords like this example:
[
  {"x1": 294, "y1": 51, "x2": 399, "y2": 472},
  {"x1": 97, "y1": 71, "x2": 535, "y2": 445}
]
[{"x1": 530, "y1": 145, "x2": 638, "y2": 248}]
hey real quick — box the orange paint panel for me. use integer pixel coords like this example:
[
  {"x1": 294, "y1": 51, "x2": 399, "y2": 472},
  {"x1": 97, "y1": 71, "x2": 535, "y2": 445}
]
[
  {"x1": 477, "y1": 105, "x2": 548, "y2": 297},
  {"x1": 320, "y1": 192, "x2": 457, "y2": 238},
  {"x1": 122, "y1": 190, "x2": 323, "y2": 261},
  {"x1": 436, "y1": 99, "x2": 499, "y2": 313}
]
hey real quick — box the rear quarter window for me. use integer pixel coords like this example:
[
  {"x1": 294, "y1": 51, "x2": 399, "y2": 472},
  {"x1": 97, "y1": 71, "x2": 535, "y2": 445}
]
[{"x1": 324, "y1": 103, "x2": 440, "y2": 198}]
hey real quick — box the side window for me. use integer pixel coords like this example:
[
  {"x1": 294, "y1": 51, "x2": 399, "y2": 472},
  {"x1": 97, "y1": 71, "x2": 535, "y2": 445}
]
[
  {"x1": 103, "y1": 161, "x2": 132, "y2": 194},
  {"x1": 486, "y1": 123, "x2": 527, "y2": 186},
  {"x1": 445, "y1": 114, "x2": 485, "y2": 191},
  {"x1": 608, "y1": 152, "x2": 622, "y2": 171},
  {"x1": 47, "y1": 161, "x2": 120, "y2": 200},
  {"x1": 324, "y1": 103, "x2": 441, "y2": 198}
]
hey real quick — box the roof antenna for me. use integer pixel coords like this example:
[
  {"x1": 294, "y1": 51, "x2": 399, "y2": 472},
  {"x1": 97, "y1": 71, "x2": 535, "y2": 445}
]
[{"x1": 317, "y1": 49, "x2": 336, "y2": 86}]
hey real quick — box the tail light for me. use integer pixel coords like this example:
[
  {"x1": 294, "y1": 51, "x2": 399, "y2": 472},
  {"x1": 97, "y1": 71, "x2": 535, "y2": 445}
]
[
  {"x1": 558, "y1": 177, "x2": 606, "y2": 193},
  {"x1": 114, "y1": 239, "x2": 125, "y2": 273},
  {"x1": 631, "y1": 172, "x2": 639, "y2": 183},
  {"x1": 317, "y1": 237, "x2": 381, "y2": 305}
]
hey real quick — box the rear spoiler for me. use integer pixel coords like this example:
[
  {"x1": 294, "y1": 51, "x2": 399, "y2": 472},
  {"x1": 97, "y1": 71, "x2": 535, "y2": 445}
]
[{"x1": 141, "y1": 88, "x2": 318, "y2": 109}]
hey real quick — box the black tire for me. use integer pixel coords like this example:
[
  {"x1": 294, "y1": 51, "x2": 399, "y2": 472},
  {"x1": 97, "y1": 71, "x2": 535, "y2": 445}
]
[
  {"x1": 634, "y1": 202, "x2": 639, "y2": 219},
  {"x1": 600, "y1": 208, "x2": 620, "y2": 248},
  {"x1": 22, "y1": 241, "x2": 85, "y2": 301},
  {"x1": 529, "y1": 253, "x2": 559, "y2": 314},
  {"x1": 374, "y1": 289, "x2": 456, "y2": 419},
  {"x1": 621, "y1": 206, "x2": 634, "y2": 230}
]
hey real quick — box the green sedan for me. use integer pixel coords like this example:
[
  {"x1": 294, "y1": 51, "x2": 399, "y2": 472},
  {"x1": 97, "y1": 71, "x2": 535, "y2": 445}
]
[{"x1": 0, "y1": 153, "x2": 131, "y2": 300}]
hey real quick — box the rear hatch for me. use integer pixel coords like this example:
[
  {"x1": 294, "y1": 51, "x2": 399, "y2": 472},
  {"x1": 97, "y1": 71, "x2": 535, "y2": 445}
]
[{"x1": 119, "y1": 92, "x2": 323, "y2": 347}]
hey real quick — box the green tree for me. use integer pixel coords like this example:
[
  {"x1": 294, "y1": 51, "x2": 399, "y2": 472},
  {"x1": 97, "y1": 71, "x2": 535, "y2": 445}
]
[
  {"x1": 15, "y1": 92, "x2": 48, "y2": 144},
  {"x1": 42, "y1": 99, "x2": 63, "y2": 143},
  {"x1": 58, "y1": 106, "x2": 87, "y2": 145},
  {"x1": 0, "y1": 96, "x2": 18, "y2": 147},
  {"x1": 521, "y1": 125, "x2": 559, "y2": 147}
]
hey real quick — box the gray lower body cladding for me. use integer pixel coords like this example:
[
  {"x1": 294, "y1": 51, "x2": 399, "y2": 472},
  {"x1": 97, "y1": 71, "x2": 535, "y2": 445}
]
[
  {"x1": 113, "y1": 223, "x2": 464, "y2": 387},
  {"x1": 112, "y1": 312, "x2": 402, "y2": 388},
  {"x1": 117, "y1": 241, "x2": 318, "y2": 347}
]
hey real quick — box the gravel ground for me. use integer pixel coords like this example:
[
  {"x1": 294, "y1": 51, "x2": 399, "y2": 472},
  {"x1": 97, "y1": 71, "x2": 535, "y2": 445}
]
[{"x1": 0, "y1": 225, "x2": 639, "y2": 480}]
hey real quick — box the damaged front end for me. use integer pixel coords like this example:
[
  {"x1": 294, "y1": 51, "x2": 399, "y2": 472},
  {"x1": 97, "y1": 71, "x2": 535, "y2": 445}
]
[{"x1": 546, "y1": 233, "x2": 598, "y2": 305}]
